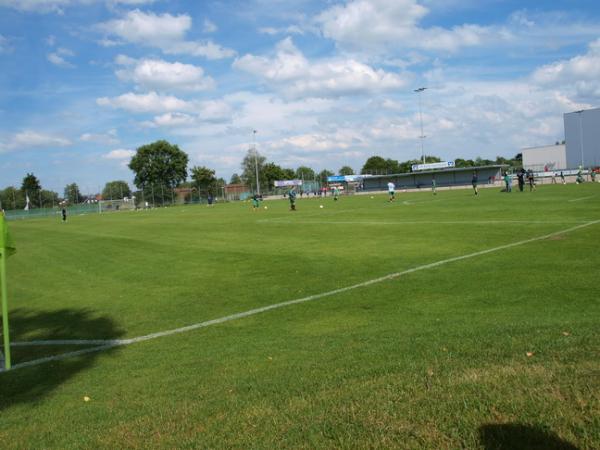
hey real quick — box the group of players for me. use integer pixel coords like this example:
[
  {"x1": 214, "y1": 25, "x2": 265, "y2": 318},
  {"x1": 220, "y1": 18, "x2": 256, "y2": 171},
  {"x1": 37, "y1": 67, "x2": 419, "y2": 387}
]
[{"x1": 251, "y1": 167, "x2": 597, "y2": 211}]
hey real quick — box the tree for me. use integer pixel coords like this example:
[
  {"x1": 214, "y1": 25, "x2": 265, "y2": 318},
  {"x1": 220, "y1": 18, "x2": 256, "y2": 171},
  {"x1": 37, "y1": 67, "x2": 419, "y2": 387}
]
[
  {"x1": 282, "y1": 168, "x2": 296, "y2": 180},
  {"x1": 190, "y1": 166, "x2": 217, "y2": 196},
  {"x1": 64, "y1": 183, "x2": 82, "y2": 204},
  {"x1": 361, "y1": 156, "x2": 399, "y2": 175},
  {"x1": 295, "y1": 166, "x2": 315, "y2": 181},
  {"x1": 21, "y1": 173, "x2": 42, "y2": 206},
  {"x1": 318, "y1": 169, "x2": 334, "y2": 184},
  {"x1": 241, "y1": 149, "x2": 267, "y2": 193},
  {"x1": 262, "y1": 163, "x2": 286, "y2": 190},
  {"x1": 129, "y1": 140, "x2": 189, "y2": 190},
  {"x1": 455, "y1": 158, "x2": 475, "y2": 168},
  {"x1": 229, "y1": 173, "x2": 242, "y2": 185},
  {"x1": 339, "y1": 166, "x2": 354, "y2": 176},
  {"x1": 102, "y1": 181, "x2": 131, "y2": 200},
  {"x1": 0, "y1": 187, "x2": 25, "y2": 210},
  {"x1": 40, "y1": 190, "x2": 59, "y2": 208},
  {"x1": 21, "y1": 173, "x2": 41, "y2": 194}
]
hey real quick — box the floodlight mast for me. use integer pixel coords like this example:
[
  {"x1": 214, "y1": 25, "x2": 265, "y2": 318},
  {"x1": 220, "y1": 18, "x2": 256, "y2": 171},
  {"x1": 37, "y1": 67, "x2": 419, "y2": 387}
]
[
  {"x1": 252, "y1": 130, "x2": 260, "y2": 195},
  {"x1": 414, "y1": 87, "x2": 427, "y2": 164},
  {"x1": 574, "y1": 110, "x2": 585, "y2": 168}
]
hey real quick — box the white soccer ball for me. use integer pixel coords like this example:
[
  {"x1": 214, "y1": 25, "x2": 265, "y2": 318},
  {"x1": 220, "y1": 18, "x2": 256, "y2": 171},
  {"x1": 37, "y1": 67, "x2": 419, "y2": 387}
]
[
  {"x1": 264, "y1": 206, "x2": 268, "y2": 209},
  {"x1": 320, "y1": 205, "x2": 324, "y2": 208},
  {"x1": 370, "y1": 196, "x2": 374, "y2": 199}
]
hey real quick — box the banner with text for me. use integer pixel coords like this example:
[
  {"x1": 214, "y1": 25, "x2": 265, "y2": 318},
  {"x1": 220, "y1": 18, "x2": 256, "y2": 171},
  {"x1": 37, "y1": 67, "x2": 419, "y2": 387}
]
[{"x1": 411, "y1": 161, "x2": 455, "y2": 171}]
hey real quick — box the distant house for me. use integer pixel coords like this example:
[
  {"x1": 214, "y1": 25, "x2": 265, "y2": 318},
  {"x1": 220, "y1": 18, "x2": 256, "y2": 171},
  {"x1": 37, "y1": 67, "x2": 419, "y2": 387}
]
[{"x1": 174, "y1": 187, "x2": 193, "y2": 204}]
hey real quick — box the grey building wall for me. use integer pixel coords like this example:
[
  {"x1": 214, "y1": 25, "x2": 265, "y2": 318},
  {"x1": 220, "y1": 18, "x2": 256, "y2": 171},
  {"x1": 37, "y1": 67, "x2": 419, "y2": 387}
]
[{"x1": 564, "y1": 107, "x2": 600, "y2": 168}]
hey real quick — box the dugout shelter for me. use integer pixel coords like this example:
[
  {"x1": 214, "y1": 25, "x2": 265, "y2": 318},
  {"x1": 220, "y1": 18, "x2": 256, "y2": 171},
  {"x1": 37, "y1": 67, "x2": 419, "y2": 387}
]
[{"x1": 361, "y1": 165, "x2": 507, "y2": 191}]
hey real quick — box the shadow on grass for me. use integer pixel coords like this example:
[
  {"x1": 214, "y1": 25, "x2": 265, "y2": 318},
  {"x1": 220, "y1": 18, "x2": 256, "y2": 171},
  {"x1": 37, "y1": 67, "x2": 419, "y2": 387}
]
[
  {"x1": 479, "y1": 423, "x2": 578, "y2": 450},
  {"x1": 0, "y1": 308, "x2": 124, "y2": 412}
]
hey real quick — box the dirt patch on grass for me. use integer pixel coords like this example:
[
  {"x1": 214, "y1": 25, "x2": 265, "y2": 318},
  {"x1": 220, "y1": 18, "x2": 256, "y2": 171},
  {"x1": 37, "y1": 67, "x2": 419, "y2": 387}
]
[{"x1": 547, "y1": 235, "x2": 566, "y2": 241}]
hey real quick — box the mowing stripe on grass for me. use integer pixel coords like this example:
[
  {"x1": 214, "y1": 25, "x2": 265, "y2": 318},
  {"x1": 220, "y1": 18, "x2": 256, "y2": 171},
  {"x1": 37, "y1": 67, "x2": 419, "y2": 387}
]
[{"x1": 5, "y1": 219, "x2": 599, "y2": 373}]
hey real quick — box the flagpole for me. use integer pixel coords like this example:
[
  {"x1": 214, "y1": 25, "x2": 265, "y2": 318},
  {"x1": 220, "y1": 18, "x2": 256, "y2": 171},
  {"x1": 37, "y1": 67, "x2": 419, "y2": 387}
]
[{"x1": 1, "y1": 248, "x2": 10, "y2": 370}]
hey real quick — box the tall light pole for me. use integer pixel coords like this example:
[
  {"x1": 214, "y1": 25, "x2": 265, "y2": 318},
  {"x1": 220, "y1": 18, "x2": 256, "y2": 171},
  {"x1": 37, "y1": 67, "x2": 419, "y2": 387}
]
[
  {"x1": 414, "y1": 87, "x2": 427, "y2": 164},
  {"x1": 252, "y1": 129, "x2": 260, "y2": 195},
  {"x1": 575, "y1": 110, "x2": 585, "y2": 169}
]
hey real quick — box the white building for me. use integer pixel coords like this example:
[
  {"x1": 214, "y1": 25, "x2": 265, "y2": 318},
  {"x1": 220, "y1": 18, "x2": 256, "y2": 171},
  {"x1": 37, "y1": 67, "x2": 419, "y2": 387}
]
[
  {"x1": 522, "y1": 144, "x2": 566, "y2": 172},
  {"x1": 522, "y1": 106, "x2": 600, "y2": 171}
]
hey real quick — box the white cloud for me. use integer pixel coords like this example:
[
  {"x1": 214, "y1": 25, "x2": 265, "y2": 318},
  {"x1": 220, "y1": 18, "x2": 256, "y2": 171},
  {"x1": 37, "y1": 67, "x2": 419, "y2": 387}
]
[
  {"x1": 96, "y1": 9, "x2": 235, "y2": 59},
  {"x1": 234, "y1": 37, "x2": 406, "y2": 98},
  {"x1": 115, "y1": 56, "x2": 215, "y2": 92},
  {"x1": 161, "y1": 40, "x2": 236, "y2": 60},
  {"x1": 0, "y1": 0, "x2": 155, "y2": 13},
  {"x1": 47, "y1": 47, "x2": 75, "y2": 67},
  {"x1": 315, "y1": 0, "x2": 491, "y2": 53},
  {"x1": 143, "y1": 100, "x2": 233, "y2": 128},
  {"x1": 0, "y1": 130, "x2": 71, "y2": 152},
  {"x1": 532, "y1": 39, "x2": 600, "y2": 100},
  {"x1": 102, "y1": 149, "x2": 135, "y2": 160},
  {"x1": 97, "y1": 91, "x2": 192, "y2": 113},
  {"x1": 97, "y1": 9, "x2": 189, "y2": 46},
  {"x1": 0, "y1": 35, "x2": 13, "y2": 54},
  {"x1": 151, "y1": 112, "x2": 196, "y2": 128},
  {"x1": 45, "y1": 35, "x2": 56, "y2": 46},
  {"x1": 203, "y1": 19, "x2": 217, "y2": 33},
  {"x1": 259, "y1": 25, "x2": 304, "y2": 36},
  {"x1": 80, "y1": 129, "x2": 119, "y2": 144}
]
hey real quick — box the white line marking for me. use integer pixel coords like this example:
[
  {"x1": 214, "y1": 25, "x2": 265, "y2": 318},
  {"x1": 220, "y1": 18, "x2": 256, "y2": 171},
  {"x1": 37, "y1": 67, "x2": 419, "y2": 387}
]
[
  {"x1": 258, "y1": 220, "x2": 590, "y2": 226},
  {"x1": 5, "y1": 220, "x2": 599, "y2": 372},
  {"x1": 568, "y1": 195, "x2": 595, "y2": 202},
  {"x1": 10, "y1": 339, "x2": 121, "y2": 347},
  {"x1": 402, "y1": 199, "x2": 440, "y2": 205}
]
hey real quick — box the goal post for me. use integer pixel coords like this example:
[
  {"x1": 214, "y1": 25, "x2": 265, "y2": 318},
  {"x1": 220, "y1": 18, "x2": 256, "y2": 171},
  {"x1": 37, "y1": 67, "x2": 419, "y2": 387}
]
[{"x1": 98, "y1": 199, "x2": 136, "y2": 213}]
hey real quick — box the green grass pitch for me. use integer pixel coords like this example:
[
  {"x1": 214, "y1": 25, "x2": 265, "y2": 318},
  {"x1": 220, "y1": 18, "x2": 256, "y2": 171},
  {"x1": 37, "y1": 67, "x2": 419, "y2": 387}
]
[{"x1": 1, "y1": 184, "x2": 599, "y2": 449}]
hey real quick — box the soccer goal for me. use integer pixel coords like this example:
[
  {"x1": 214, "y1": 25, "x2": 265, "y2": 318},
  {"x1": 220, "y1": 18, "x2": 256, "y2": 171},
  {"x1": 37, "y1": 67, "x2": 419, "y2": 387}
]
[{"x1": 98, "y1": 199, "x2": 136, "y2": 213}]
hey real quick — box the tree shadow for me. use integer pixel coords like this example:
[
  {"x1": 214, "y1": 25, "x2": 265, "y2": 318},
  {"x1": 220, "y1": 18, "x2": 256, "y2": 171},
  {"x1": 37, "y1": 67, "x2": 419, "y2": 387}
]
[
  {"x1": 479, "y1": 423, "x2": 579, "y2": 450},
  {"x1": 0, "y1": 308, "x2": 125, "y2": 412}
]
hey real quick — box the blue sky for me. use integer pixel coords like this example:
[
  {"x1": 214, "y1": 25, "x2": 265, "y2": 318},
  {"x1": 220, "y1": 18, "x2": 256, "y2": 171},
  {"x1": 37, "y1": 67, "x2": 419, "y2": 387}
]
[{"x1": 1, "y1": 0, "x2": 600, "y2": 193}]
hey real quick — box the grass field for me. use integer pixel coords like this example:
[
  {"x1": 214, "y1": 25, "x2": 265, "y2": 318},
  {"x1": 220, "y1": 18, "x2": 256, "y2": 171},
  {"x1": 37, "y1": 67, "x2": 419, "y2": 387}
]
[{"x1": 1, "y1": 184, "x2": 599, "y2": 449}]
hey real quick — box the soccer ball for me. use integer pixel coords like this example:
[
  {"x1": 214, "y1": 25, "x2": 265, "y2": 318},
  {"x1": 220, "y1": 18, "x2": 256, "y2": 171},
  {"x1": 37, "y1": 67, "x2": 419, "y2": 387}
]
[
  {"x1": 264, "y1": 206, "x2": 268, "y2": 210},
  {"x1": 319, "y1": 205, "x2": 324, "y2": 208},
  {"x1": 370, "y1": 196, "x2": 374, "y2": 199}
]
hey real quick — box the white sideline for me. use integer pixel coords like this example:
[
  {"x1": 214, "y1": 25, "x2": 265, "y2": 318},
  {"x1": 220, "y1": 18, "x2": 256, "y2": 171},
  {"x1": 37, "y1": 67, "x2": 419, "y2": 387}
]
[
  {"x1": 5, "y1": 219, "x2": 600, "y2": 372},
  {"x1": 259, "y1": 219, "x2": 590, "y2": 226},
  {"x1": 568, "y1": 195, "x2": 595, "y2": 202}
]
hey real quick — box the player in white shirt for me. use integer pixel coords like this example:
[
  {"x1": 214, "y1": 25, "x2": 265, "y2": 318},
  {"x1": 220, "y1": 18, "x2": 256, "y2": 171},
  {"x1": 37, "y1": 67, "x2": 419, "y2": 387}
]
[{"x1": 387, "y1": 182, "x2": 395, "y2": 202}]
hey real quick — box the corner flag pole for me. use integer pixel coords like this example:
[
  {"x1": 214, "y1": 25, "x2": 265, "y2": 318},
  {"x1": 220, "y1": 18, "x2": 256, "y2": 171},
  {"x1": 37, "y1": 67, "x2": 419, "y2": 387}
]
[{"x1": 1, "y1": 247, "x2": 10, "y2": 370}]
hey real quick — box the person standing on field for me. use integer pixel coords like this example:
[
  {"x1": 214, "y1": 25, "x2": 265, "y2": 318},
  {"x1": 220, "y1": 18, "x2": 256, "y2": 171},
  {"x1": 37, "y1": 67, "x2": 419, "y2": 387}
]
[
  {"x1": 527, "y1": 169, "x2": 536, "y2": 191},
  {"x1": 504, "y1": 172, "x2": 512, "y2": 192},
  {"x1": 517, "y1": 169, "x2": 525, "y2": 192},
  {"x1": 431, "y1": 176, "x2": 437, "y2": 195},
  {"x1": 61, "y1": 207, "x2": 67, "y2": 222},
  {"x1": 560, "y1": 171, "x2": 566, "y2": 184},
  {"x1": 251, "y1": 193, "x2": 261, "y2": 211},
  {"x1": 387, "y1": 181, "x2": 395, "y2": 202},
  {"x1": 288, "y1": 187, "x2": 297, "y2": 211},
  {"x1": 472, "y1": 171, "x2": 479, "y2": 196}
]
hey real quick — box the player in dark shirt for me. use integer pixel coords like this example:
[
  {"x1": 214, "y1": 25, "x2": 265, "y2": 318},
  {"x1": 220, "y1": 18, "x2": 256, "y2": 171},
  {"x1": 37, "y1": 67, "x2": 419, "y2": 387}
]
[{"x1": 516, "y1": 170, "x2": 525, "y2": 192}]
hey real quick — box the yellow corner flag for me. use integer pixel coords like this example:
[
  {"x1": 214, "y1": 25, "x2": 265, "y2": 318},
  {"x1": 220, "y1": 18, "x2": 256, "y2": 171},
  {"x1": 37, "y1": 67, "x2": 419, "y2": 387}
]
[{"x1": 1, "y1": 215, "x2": 15, "y2": 370}]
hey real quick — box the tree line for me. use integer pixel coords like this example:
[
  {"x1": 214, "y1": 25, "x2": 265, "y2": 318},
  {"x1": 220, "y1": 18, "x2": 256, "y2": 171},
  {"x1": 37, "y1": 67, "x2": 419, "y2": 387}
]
[{"x1": 0, "y1": 138, "x2": 524, "y2": 210}]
